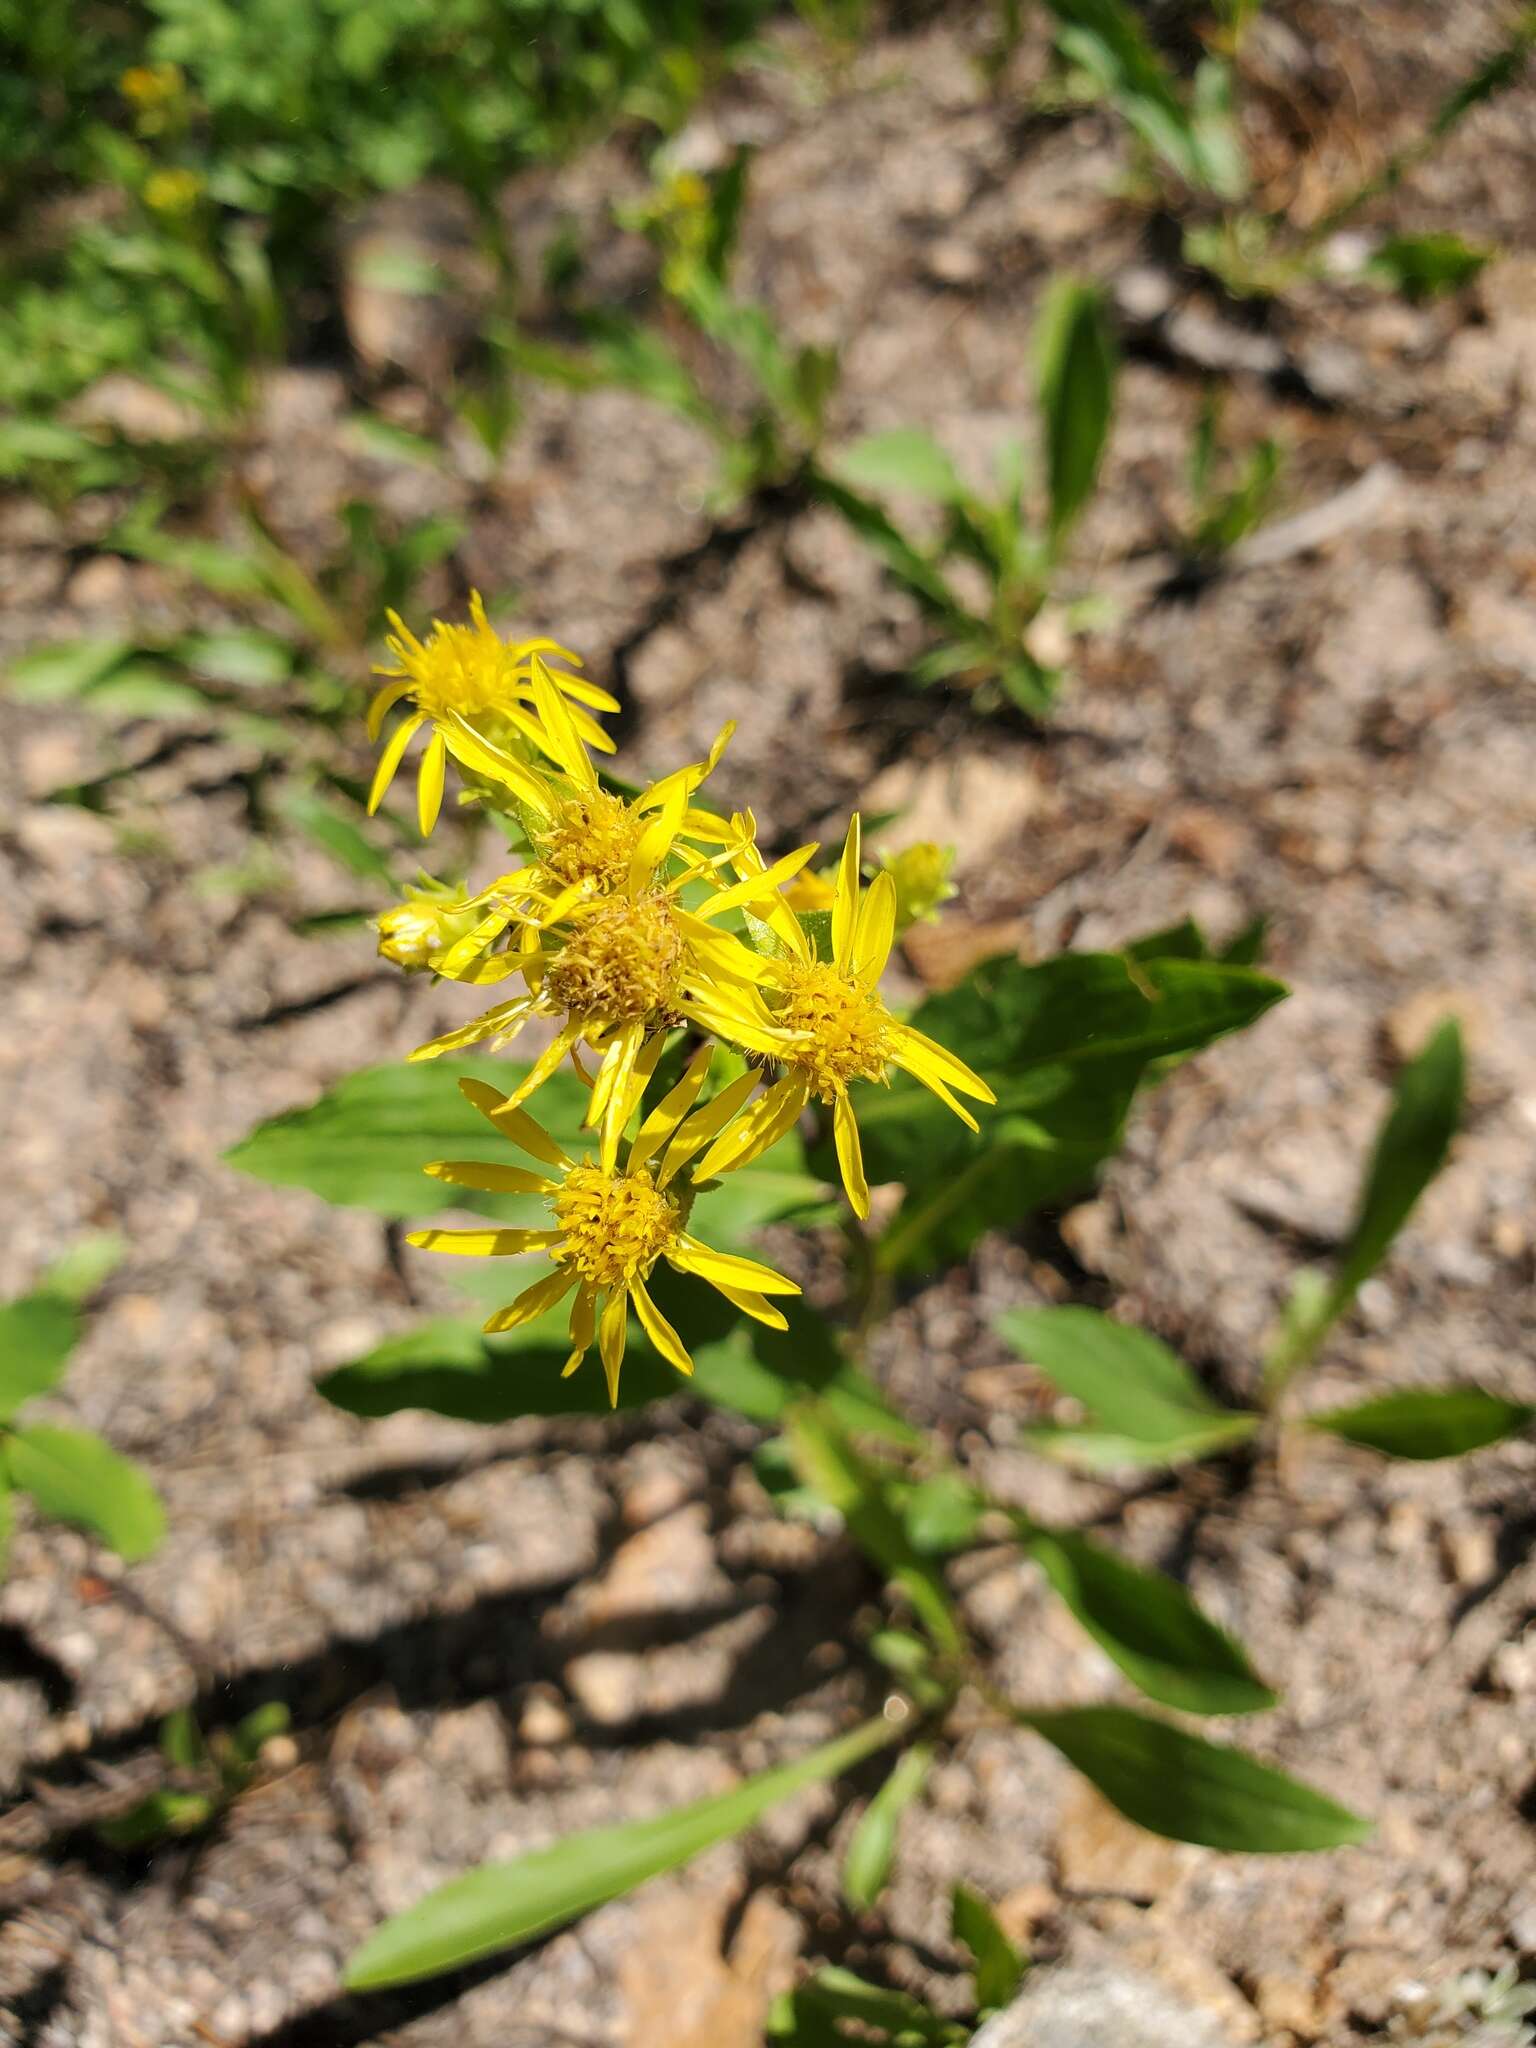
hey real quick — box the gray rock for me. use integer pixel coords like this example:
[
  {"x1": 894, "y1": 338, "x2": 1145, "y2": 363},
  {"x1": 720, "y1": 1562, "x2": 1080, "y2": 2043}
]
[{"x1": 970, "y1": 1962, "x2": 1241, "y2": 2048}]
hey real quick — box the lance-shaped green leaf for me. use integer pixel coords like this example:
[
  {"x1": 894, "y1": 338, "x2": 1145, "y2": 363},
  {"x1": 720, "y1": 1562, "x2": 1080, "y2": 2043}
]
[
  {"x1": 1035, "y1": 277, "x2": 1117, "y2": 547},
  {"x1": 836, "y1": 429, "x2": 966, "y2": 504},
  {"x1": 346, "y1": 1713, "x2": 902, "y2": 1989},
  {"x1": 843, "y1": 1742, "x2": 935, "y2": 1911},
  {"x1": 1025, "y1": 1527, "x2": 1275, "y2": 1713},
  {"x1": 4, "y1": 1425, "x2": 165, "y2": 1562},
  {"x1": 769, "y1": 1966, "x2": 966, "y2": 2043},
  {"x1": 1018, "y1": 1705, "x2": 1369, "y2": 1851},
  {"x1": 0, "y1": 1292, "x2": 79, "y2": 1420},
  {"x1": 1265, "y1": 1019, "x2": 1463, "y2": 1394},
  {"x1": 1307, "y1": 1388, "x2": 1534, "y2": 1462},
  {"x1": 951, "y1": 1884, "x2": 1026, "y2": 2010},
  {"x1": 1000, "y1": 1306, "x2": 1258, "y2": 1468},
  {"x1": 319, "y1": 1294, "x2": 915, "y2": 1444},
  {"x1": 787, "y1": 1407, "x2": 962, "y2": 1655}
]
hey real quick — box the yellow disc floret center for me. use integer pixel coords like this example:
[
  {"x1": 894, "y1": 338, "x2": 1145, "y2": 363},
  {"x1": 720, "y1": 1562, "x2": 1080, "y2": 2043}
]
[
  {"x1": 536, "y1": 790, "x2": 647, "y2": 893},
  {"x1": 399, "y1": 622, "x2": 521, "y2": 721},
  {"x1": 777, "y1": 960, "x2": 891, "y2": 1100},
  {"x1": 542, "y1": 897, "x2": 683, "y2": 1021},
  {"x1": 552, "y1": 1165, "x2": 680, "y2": 1289}
]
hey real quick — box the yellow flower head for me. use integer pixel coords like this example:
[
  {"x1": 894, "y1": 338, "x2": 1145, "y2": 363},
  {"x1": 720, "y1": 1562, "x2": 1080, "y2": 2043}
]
[
  {"x1": 884, "y1": 840, "x2": 957, "y2": 931},
  {"x1": 143, "y1": 167, "x2": 204, "y2": 216},
  {"x1": 366, "y1": 594, "x2": 619, "y2": 836},
  {"x1": 693, "y1": 815, "x2": 995, "y2": 1218},
  {"x1": 374, "y1": 878, "x2": 481, "y2": 974},
  {"x1": 408, "y1": 1054, "x2": 800, "y2": 1404},
  {"x1": 406, "y1": 687, "x2": 822, "y2": 1152}
]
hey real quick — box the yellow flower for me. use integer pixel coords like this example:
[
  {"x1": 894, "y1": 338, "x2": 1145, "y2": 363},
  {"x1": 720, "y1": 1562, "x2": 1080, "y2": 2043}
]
[
  {"x1": 143, "y1": 168, "x2": 204, "y2": 215},
  {"x1": 409, "y1": 713, "x2": 818, "y2": 1158},
  {"x1": 374, "y1": 879, "x2": 481, "y2": 973},
  {"x1": 693, "y1": 815, "x2": 995, "y2": 1219},
  {"x1": 408, "y1": 1053, "x2": 800, "y2": 1404},
  {"x1": 884, "y1": 841, "x2": 956, "y2": 931},
  {"x1": 122, "y1": 62, "x2": 184, "y2": 107},
  {"x1": 366, "y1": 594, "x2": 619, "y2": 836}
]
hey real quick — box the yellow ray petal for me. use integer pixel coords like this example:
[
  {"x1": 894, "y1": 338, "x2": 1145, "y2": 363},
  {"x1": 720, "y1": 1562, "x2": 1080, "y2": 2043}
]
[
  {"x1": 501, "y1": 1021, "x2": 585, "y2": 1112},
  {"x1": 368, "y1": 710, "x2": 427, "y2": 814},
  {"x1": 441, "y1": 715, "x2": 557, "y2": 819},
  {"x1": 562, "y1": 1282, "x2": 598, "y2": 1376},
  {"x1": 832, "y1": 1088, "x2": 870, "y2": 1220},
  {"x1": 367, "y1": 677, "x2": 414, "y2": 741},
  {"x1": 407, "y1": 1226, "x2": 560, "y2": 1257},
  {"x1": 530, "y1": 653, "x2": 596, "y2": 788},
  {"x1": 831, "y1": 813, "x2": 862, "y2": 970},
  {"x1": 423, "y1": 1160, "x2": 555, "y2": 1195},
  {"x1": 627, "y1": 778, "x2": 688, "y2": 893},
  {"x1": 693, "y1": 1076, "x2": 807, "y2": 1182},
  {"x1": 630, "y1": 1277, "x2": 694, "y2": 1377},
  {"x1": 888, "y1": 1023, "x2": 997, "y2": 1103},
  {"x1": 484, "y1": 1265, "x2": 578, "y2": 1333},
  {"x1": 598, "y1": 1286, "x2": 629, "y2": 1406},
  {"x1": 691, "y1": 841, "x2": 821, "y2": 923},
  {"x1": 851, "y1": 868, "x2": 897, "y2": 989},
  {"x1": 707, "y1": 1281, "x2": 789, "y2": 1331},
  {"x1": 417, "y1": 729, "x2": 448, "y2": 837},
  {"x1": 660, "y1": 1069, "x2": 761, "y2": 1186},
  {"x1": 457, "y1": 1077, "x2": 572, "y2": 1165},
  {"x1": 667, "y1": 1234, "x2": 801, "y2": 1296},
  {"x1": 629, "y1": 1042, "x2": 714, "y2": 1176},
  {"x1": 409, "y1": 997, "x2": 535, "y2": 1062},
  {"x1": 435, "y1": 907, "x2": 514, "y2": 981}
]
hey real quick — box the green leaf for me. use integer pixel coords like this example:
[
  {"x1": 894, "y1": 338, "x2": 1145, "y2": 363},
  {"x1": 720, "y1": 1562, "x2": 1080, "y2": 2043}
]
[
  {"x1": 96, "y1": 1788, "x2": 216, "y2": 1850},
  {"x1": 1034, "y1": 277, "x2": 1117, "y2": 548},
  {"x1": 843, "y1": 1743, "x2": 935, "y2": 1911},
  {"x1": 5, "y1": 638, "x2": 134, "y2": 703},
  {"x1": 836, "y1": 429, "x2": 965, "y2": 504},
  {"x1": 770, "y1": 1968, "x2": 964, "y2": 2044},
  {"x1": 1367, "y1": 232, "x2": 1492, "y2": 301},
  {"x1": 1307, "y1": 1388, "x2": 1534, "y2": 1462},
  {"x1": 1019, "y1": 1705, "x2": 1370, "y2": 1851},
  {"x1": 1019, "y1": 1417, "x2": 1258, "y2": 1471},
  {"x1": 0, "y1": 1478, "x2": 12, "y2": 1579},
  {"x1": 951, "y1": 1883, "x2": 1026, "y2": 2010},
  {"x1": 787, "y1": 1408, "x2": 961, "y2": 1655},
  {"x1": 40, "y1": 1233, "x2": 125, "y2": 1305},
  {"x1": 319, "y1": 1293, "x2": 916, "y2": 1445},
  {"x1": 1266, "y1": 1019, "x2": 1463, "y2": 1392},
  {"x1": 1026, "y1": 1528, "x2": 1276, "y2": 1713},
  {"x1": 998, "y1": 1306, "x2": 1252, "y2": 1454},
  {"x1": 0, "y1": 1293, "x2": 79, "y2": 1420},
  {"x1": 282, "y1": 788, "x2": 397, "y2": 885},
  {"x1": 866, "y1": 949, "x2": 1286, "y2": 1271},
  {"x1": 5, "y1": 1425, "x2": 165, "y2": 1562},
  {"x1": 225, "y1": 1057, "x2": 589, "y2": 1217},
  {"x1": 160, "y1": 1706, "x2": 209, "y2": 1771},
  {"x1": 177, "y1": 629, "x2": 294, "y2": 687},
  {"x1": 901, "y1": 1471, "x2": 987, "y2": 1555},
  {"x1": 345, "y1": 1713, "x2": 901, "y2": 1989},
  {"x1": 1337, "y1": 1020, "x2": 1464, "y2": 1302}
]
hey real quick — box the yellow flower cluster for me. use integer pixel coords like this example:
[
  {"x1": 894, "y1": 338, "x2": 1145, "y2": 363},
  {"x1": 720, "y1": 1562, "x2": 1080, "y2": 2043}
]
[{"x1": 370, "y1": 598, "x2": 993, "y2": 1402}]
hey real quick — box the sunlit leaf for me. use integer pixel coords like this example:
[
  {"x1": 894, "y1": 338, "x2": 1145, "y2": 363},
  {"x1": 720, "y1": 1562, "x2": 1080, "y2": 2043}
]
[
  {"x1": 1026, "y1": 1527, "x2": 1276, "y2": 1713},
  {"x1": 951, "y1": 1884, "x2": 1026, "y2": 2010},
  {"x1": 1019, "y1": 1705, "x2": 1370, "y2": 1850},
  {"x1": 1034, "y1": 276, "x2": 1117, "y2": 547},
  {"x1": 843, "y1": 1743, "x2": 934, "y2": 1911},
  {"x1": 1307, "y1": 1387, "x2": 1534, "y2": 1461},
  {"x1": 5, "y1": 1425, "x2": 165, "y2": 1562},
  {"x1": 345, "y1": 1714, "x2": 899, "y2": 1989}
]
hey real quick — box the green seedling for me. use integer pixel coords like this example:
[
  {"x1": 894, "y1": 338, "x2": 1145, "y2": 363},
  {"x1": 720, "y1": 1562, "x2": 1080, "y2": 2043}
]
[
  {"x1": 95, "y1": 1702, "x2": 292, "y2": 1850},
  {"x1": 1182, "y1": 389, "x2": 1284, "y2": 563},
  {"x1": 815, "y1": 277, "x2": 1117, "y2": 717},
  {"x1": 0, "y1": 1237, "x2": 165, "y2": 1575}
]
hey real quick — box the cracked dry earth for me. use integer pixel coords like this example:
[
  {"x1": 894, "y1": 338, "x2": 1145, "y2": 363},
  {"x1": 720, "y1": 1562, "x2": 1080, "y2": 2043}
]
[{"x1": 3, "y1": 6, "x2": 1536, "y2": 2044}]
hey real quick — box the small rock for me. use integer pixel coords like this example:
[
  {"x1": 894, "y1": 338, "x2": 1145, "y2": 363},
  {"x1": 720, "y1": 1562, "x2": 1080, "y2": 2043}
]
[
  {"x1": 1441, "y1": 1522, "x2": 1495, "y2": 1589},
  {"x1": 67, "y1": 373, "x2": 204, "y2": 443},
  {"x1": 1054, "y1": 1782, "x2": 1194, "y2": 1900},
  {"x1": 564, "y1": 1649, "x2": 643, "y2": 1725},
  {"x1": 65, "y1": 555, "x2": 133, "y2": 609},
  {"x1": 1058, "y1": 1200, "x2": 1118, "y2": 1277},
  {"x1": 518, "y1": 1687, "x2": 574, "y2": 1747},
  {"x1": 924, "y1": 237, "x2": 984, "y2": 287}
]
